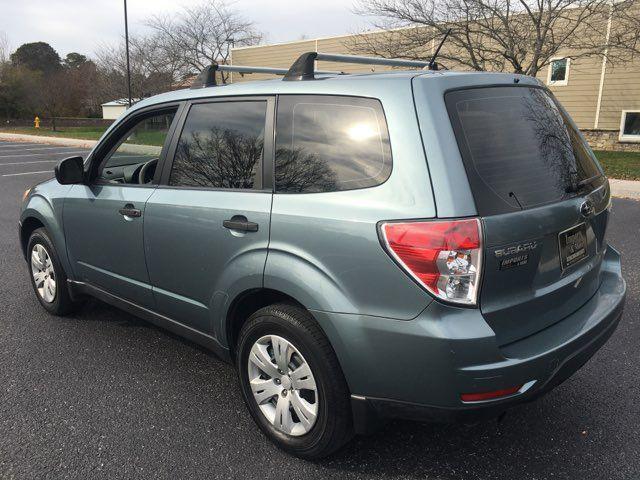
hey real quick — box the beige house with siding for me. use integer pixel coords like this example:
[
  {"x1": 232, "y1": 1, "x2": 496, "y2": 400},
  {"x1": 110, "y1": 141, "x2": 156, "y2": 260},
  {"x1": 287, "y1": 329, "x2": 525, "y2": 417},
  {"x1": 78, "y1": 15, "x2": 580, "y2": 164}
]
[{"x1": 231, "y1": 30, "x2": 640, "y2": 151}]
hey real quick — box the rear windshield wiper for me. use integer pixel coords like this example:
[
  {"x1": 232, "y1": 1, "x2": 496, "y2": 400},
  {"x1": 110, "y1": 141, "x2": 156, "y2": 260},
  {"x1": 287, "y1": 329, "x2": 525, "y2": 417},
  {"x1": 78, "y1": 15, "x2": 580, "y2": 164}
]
[{"x1": 566, "y1": 173, "x2": 603, "y2": 193}]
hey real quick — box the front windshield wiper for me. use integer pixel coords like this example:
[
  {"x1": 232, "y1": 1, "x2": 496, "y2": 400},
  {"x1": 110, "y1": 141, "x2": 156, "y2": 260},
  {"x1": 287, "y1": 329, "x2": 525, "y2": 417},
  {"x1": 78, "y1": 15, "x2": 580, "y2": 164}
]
[{"x1": 566, "y1": 173, "x2": 603, "y2": 193}]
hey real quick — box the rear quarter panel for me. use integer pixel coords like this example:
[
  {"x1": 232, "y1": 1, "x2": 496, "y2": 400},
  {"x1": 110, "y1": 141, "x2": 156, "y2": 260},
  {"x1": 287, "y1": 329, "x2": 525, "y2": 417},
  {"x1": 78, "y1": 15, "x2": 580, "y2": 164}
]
[{"x1": 265, "y1": 78, "x2": 437, "y2": 319}]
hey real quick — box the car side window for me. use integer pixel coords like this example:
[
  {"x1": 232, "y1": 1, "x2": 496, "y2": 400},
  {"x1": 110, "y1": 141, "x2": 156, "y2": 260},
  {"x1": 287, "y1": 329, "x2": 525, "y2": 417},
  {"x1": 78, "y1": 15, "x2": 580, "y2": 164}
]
[
  {"x1": 97, "y1": 111, "x2": 176, "y2": 185},
  {"x1": 275, "y1": 95, "x2": 392, "y2": 193},
  {"x1": 168, "y1": 101, "x2": 267, "y2": 189}
]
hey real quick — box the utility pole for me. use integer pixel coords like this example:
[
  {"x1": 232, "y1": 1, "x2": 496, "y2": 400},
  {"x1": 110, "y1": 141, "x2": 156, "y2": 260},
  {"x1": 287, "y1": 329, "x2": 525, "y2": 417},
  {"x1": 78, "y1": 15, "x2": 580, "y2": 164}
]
[{"x1": 124, "y1": 0, "x2": 132, "y2": 107}]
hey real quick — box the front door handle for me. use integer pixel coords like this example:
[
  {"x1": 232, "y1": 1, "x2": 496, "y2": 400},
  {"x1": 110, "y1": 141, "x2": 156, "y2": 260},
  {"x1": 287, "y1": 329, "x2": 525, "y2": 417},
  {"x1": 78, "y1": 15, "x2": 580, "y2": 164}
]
[
  {"x1": 118, "y1": 203, "x2": 142, "y2": 218},
  {"x1": 223, "y1": 215, "x2": 259, "y2": 232}
]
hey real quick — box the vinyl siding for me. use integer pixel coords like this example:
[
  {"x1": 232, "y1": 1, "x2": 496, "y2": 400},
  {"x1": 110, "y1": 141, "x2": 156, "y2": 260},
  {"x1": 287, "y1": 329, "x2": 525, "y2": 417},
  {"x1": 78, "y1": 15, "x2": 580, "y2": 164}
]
[
  {"x1": 231, "y1": 40, "x2": 316, "y2": 82},
  {"x1": 596, "y1": 58, "x2": 640, "y2": 130},
  {"x1": 597, "y1": 3, "x2": 640, "y2": 130},
  {"x1": 317, "y1": 34, "x2": 395, "y2": 74},
  {"x1": 536, "y1": 55, "x2": 603, "y2": 129}
]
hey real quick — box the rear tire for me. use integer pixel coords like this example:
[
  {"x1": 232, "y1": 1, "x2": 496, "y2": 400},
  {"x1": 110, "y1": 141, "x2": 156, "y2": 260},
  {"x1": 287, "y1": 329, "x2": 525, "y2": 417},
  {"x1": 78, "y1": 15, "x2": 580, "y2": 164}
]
[
  {"x1": 236, "y1": 303, "x2": 353, "y2": 459},
  {"x1": 27, "y1": 228, "x2": 78, "y2": 316}
]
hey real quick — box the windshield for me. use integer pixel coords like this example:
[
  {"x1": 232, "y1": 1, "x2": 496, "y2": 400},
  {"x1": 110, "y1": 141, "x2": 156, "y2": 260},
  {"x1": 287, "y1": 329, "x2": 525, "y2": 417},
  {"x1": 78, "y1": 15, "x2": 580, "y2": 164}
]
[{"x1": 445, "y1": 86, "x2": 603, "y2": 216}]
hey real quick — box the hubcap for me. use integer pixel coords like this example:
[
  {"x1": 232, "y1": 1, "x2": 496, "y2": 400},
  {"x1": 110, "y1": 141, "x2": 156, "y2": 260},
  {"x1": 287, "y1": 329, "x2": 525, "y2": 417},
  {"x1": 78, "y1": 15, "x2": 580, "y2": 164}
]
[
  {"x1": 31, "y1": 244, "x2": 56, "y2": 303},
  {"x1": 247, "y1": 335, "x2": 318, "y2": 436}
]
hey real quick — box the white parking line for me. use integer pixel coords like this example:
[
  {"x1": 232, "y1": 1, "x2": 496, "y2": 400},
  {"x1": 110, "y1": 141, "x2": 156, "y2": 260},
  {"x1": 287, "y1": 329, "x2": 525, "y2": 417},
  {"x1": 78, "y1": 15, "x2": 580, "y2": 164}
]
[
  {"x1": 0, "y1": 142, "x2": 41, "y2": 147},
  {"x1": 0, "y1": 160, "x2": 58, "y2": 166},
  {"x1": 0, "y1": 151, "x2": 86, "y2": 158},
  {"x1": 0, "y1": 146, "x2": 80, "y2": 152},
  {"x1": 2, "y1": 170, "x2": 52, "y2": 177},
  {"x1": 0, "y1": 143, "x2": 61, "y2": 148}
]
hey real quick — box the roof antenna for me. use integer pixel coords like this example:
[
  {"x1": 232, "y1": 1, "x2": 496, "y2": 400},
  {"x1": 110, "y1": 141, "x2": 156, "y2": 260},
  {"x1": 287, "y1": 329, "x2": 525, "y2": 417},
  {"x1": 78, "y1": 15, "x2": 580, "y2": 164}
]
[
  {"x1": 509, "y1": 191, "x2": 524, "y2": 210},
  {"x1": 428, "y1": 28, "x2": 452, "y2": 71}
]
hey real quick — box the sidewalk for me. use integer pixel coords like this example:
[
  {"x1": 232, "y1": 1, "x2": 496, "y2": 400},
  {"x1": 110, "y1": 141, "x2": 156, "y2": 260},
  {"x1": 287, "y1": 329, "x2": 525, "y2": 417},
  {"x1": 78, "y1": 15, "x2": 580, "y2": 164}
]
[
  {"x1": 1, "y1": 132, "x2": 640, "y2": 200},
  {"x1": 0, "y1": 132, "x2": 96, "y2": 149}
]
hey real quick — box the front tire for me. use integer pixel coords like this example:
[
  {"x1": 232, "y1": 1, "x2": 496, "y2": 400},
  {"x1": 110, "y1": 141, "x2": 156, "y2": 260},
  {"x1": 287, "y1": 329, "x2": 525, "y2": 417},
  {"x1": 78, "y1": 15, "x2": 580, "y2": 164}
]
[
  {"x1": 27, "y1": 228, "x2": 77, "y2": 316},
  {"x1": 236, "y1": 304, "x2": 353, "y2": 459}
]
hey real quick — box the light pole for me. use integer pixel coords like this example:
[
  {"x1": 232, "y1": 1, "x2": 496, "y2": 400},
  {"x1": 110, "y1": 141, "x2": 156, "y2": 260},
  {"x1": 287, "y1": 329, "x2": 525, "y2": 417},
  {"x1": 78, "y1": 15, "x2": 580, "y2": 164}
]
[
  {"x1": 225, "y1": 37, "x2": 235, "y2": 83},
  {"x1": 124, "y1": 0, "x2": 132, "y2": 107}
]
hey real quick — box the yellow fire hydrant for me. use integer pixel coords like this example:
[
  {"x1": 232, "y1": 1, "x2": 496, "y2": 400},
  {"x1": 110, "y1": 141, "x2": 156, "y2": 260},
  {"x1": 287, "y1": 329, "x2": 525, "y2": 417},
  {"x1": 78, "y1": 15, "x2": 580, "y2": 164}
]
[{"x1": 34, "y1": 116, "x2": 40, "y2": 129}]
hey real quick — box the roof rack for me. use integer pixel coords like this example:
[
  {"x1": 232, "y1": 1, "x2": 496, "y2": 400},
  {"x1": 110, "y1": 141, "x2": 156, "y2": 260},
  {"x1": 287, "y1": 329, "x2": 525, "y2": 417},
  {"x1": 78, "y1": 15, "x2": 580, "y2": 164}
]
[
  {"x1": 190, "y1": 63, "x2": 344, "y2": 88},
  {"x1": 190, "y1": 50, "x2": 438, "y2": 88},
  {"x1": 283, "y1": 52, "x2": 432, "y2": 81}
]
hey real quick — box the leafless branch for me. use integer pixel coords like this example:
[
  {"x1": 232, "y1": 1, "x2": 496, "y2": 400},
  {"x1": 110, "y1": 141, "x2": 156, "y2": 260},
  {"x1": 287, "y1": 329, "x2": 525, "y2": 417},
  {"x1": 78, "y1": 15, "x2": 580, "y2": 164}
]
[
  {"x1": 145, "y1": 0, "x2": 262, "y2": 82},
  {"x1": 352, "y1": 0, "x2": 640, "y2": 75},
  {"x1": 94, "y1": 35, "x2": 177, "y2": 101}
]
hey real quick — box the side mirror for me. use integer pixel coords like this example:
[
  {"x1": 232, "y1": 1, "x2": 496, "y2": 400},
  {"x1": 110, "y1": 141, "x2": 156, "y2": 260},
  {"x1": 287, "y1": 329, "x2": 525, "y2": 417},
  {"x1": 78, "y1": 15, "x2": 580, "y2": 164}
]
[{"x1": 54, "y1": 156, "x2": 84, "y2": 185}]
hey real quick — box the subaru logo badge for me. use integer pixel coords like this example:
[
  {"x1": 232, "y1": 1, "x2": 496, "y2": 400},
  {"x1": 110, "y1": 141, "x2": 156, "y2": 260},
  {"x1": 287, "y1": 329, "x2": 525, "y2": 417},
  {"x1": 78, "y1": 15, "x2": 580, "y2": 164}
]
[{"x1": 580, "y1": 200, "x2": 595, "y2": 218}]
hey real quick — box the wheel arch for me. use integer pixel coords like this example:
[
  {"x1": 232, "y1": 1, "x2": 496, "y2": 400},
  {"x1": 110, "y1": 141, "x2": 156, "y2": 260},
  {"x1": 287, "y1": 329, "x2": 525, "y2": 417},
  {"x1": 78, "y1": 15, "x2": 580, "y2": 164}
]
[
  {"x1": 20, "y1": 194, "x2": 73, "y2": 278},
  {"x1": 225, "y1": 288, "x2": 307, "y2": 360},
  {"x1": 20, "y1": 216, "x2": 46, "y2": 259}
]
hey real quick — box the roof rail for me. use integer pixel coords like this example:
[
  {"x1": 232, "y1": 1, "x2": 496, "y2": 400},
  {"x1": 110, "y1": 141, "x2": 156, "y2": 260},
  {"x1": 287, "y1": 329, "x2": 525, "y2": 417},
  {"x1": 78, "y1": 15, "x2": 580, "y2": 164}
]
[
  {"x1": 190, "y1": 63, "x2": 344, "y2": 88},
  {"x1": 283, "y1": 52, "x2": 432, "y2": 81}
]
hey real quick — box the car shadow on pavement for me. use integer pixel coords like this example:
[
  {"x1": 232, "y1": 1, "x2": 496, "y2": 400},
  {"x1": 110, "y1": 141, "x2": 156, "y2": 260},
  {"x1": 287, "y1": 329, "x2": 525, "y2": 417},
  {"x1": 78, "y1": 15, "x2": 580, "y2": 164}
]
[
  {"x1": 316, "y1": 393, "x2": 615, "y2": 479},
  {"x1": 76, "y1": 297, "x2": 217, "y2": 355}
]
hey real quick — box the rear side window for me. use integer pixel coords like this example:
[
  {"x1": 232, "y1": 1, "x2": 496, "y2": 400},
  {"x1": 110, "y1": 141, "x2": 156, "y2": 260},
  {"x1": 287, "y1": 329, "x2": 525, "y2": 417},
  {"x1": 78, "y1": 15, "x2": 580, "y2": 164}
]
[
  {"x1": 169, "y1": 101, "x2": 267, "y2": 189},
  {"x1": 275, "y1": 95, "x2": 391, "y2": 193},
  {"x1": 446, "y1": 86, "x2": 603, "y2": 216}
]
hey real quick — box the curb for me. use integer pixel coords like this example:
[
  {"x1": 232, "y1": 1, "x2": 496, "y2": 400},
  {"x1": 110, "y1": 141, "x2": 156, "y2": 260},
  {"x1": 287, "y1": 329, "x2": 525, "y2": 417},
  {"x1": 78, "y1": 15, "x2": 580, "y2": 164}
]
[
  {"x1": 0, "y1": 132, "x2": 97, "y2": 149},
  {"x1": 609, "y1": 179, "x2": 640, "y2": 200}
]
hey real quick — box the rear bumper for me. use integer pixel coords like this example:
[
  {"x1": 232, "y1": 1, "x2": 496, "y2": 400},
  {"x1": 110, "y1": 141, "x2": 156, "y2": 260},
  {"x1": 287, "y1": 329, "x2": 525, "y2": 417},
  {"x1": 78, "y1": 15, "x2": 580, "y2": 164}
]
[
  {"x1": 311, "y1": 246, "x2": 625, "y2": 431},
  {"x1": 353, "y1": 301, "x2": 621, "y2": 427}
]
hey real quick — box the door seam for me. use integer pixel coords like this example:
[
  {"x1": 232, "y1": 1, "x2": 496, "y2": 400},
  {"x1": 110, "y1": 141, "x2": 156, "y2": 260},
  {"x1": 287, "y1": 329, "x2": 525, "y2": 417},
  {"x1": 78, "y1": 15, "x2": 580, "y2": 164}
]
[{"x1": 262, "y1": 192, "x2": 274, "y2": 288}]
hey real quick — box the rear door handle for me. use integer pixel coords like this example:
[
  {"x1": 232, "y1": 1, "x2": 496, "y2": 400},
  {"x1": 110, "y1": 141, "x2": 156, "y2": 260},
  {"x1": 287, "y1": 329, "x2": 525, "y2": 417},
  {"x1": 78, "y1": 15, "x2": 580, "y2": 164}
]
[
  {"x1": 223, "y1": 216, "x2": 259, "y2": 232},
  {"x1": 118, "y1": 203, "x2": 142, "y2": 218}
]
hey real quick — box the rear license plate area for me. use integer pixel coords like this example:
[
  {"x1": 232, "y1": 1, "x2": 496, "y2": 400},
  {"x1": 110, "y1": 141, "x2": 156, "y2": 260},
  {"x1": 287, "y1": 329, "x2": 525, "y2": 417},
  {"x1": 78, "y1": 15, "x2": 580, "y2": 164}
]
[{"x1": 559, "y1": 223, "x2": 588, "y2": 270}]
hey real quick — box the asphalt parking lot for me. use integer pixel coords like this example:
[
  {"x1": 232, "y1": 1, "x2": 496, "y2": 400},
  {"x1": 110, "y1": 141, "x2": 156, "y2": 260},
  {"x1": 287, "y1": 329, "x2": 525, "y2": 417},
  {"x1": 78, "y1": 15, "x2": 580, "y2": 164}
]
[{"x1": 0, "y1": 140, "x2": 638, "y2": 480}]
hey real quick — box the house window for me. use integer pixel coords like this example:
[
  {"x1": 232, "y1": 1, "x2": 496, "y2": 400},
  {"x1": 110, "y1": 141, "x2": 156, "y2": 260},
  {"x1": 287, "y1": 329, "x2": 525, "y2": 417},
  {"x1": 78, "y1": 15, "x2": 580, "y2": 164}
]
[
  {"x1": 619, "y1": 111, "x2": 640, "y2": 142},
  {"x1": 547, "y1": 58, "x2": 570, "y2": 86}
]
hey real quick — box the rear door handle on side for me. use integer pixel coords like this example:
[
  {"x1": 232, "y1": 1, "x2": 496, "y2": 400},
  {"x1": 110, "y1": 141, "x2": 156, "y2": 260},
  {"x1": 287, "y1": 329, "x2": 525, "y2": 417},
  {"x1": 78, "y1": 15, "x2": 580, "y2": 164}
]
[
  {"x1": 223, "y1": 216, "x2": 259, "y2": 232},
  {"x1": 118, "y1": 203, "x2": 142, "y2": 218}
]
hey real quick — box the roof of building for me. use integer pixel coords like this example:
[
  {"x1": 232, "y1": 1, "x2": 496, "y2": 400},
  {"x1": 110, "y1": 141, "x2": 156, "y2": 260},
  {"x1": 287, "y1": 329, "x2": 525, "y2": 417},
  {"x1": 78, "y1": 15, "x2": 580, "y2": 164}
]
[{"x1": 101, "y1": 98, "x2": 140, "y2": 107}]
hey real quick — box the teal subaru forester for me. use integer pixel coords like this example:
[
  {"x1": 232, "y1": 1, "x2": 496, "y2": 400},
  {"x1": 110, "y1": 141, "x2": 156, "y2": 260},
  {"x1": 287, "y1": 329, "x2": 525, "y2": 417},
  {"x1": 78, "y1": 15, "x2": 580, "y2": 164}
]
[{"x1": 19, "y1": 52, "x2": 626, "y2": 458}]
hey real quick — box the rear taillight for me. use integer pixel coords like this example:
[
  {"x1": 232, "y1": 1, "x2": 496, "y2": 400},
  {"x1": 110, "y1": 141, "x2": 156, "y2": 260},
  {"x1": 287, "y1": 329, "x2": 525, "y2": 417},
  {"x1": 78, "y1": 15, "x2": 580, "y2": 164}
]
[{"x1": 380, "y1": 218, "x2": 482, "y2": 305}]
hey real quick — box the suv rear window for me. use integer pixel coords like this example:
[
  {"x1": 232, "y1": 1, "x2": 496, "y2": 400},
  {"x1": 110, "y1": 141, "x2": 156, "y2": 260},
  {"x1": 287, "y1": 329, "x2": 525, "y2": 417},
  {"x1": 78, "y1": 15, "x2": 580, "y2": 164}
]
[
  {"x1": 446, "y1": 86, "x2": 603, "y2": 216},
  {"x1": 275, "y1": 95, "x2": 391, "y2": 193},
  {"x1": 169, "y1": 101, "x2": 267, "y2": 190}
]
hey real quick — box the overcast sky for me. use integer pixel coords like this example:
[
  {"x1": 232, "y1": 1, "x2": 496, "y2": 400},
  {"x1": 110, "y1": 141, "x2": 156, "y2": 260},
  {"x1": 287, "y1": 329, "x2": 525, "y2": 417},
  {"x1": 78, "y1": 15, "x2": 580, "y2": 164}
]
[{"x1": 1, "y1": 0, "x2": 372, "y2": 58}]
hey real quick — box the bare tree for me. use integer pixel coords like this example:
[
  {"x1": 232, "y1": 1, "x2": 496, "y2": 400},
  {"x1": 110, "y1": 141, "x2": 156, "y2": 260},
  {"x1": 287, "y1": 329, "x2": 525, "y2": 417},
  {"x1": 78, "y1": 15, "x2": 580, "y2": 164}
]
[
  {"x1": 145, "y1": 0, "x2": 262, "y2": 81},
  {"x1": 353, "y1": 0, "x2": 640, "y2": 76},
  {"x1": 94, "y1": 35, "x2": 177, "y2": 102},
  {"x1": 36, "y1": 71, "x2": 70, "y2": 131}
]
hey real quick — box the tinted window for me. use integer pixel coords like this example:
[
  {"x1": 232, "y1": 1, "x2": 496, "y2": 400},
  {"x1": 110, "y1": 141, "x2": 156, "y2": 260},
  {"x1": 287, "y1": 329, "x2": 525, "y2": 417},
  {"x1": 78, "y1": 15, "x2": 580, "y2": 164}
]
[
  {"x1": 98, "y1": 111, "x2": 176, "y2": 185},
  {"x1": 622, "y1": 112, "x2": 640, "y2": 137},
  {"x1": 169, "y1": 101, "x2": 267, "y2": 189},
  {"x1": 446, "y1": 86, "x2": 603, "y2": 216},
  {"x1": 550, "y1": 58, "x2": 568, "y2": 82},
  {"x1": 275, "y1": 95, "x2": 391, "y2": 193}
]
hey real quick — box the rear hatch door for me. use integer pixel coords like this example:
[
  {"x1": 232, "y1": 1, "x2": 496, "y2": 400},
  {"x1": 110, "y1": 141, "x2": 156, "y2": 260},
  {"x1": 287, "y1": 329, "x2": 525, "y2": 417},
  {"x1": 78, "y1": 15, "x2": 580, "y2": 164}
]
[{"x1": 445, "y1": 86, "x2": 610, "y2": 346}]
